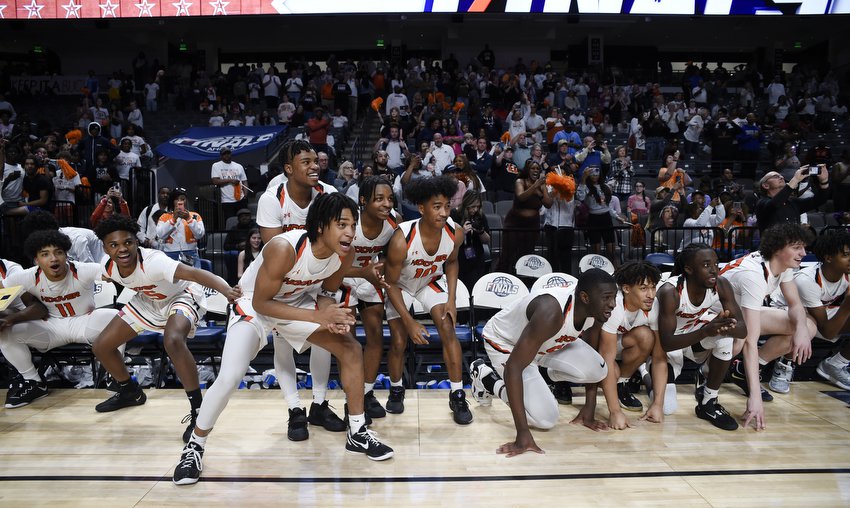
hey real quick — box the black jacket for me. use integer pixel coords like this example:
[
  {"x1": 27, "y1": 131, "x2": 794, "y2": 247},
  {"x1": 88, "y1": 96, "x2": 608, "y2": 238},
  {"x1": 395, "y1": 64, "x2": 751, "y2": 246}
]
[{"x1": 755, "y1": 181, "x2": 828, "y2": 232}]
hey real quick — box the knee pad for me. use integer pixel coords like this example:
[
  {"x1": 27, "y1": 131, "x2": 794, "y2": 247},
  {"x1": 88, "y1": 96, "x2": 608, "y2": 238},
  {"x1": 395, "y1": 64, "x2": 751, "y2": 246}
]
[{"x1": 700, "y1": 336, "x2": 733, "y2": 362}]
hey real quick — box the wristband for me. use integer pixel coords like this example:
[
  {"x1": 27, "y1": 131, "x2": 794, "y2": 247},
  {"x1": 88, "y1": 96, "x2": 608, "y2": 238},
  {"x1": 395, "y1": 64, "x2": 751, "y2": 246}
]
[{"x1": 319, "y1": 288, "x2": 338, "y2": 301}]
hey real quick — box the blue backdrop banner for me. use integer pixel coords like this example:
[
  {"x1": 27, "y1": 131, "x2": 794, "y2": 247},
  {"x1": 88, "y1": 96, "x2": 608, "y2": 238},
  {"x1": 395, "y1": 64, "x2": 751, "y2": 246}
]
[{"x1": 155, "y1": 126, "x2": 286, "y2": 161}]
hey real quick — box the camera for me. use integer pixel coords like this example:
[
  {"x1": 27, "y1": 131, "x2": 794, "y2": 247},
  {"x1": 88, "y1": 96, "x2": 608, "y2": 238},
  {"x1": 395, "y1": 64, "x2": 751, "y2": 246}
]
[{"x1": 809, "y1": 166, "x2": 820, "y2": 176}]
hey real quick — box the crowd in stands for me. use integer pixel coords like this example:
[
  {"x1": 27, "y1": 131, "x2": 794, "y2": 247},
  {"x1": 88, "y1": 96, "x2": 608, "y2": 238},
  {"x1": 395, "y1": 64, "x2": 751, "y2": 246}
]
[{"x1": 1, "y1": 51, "x2": 849, "y2": 278}]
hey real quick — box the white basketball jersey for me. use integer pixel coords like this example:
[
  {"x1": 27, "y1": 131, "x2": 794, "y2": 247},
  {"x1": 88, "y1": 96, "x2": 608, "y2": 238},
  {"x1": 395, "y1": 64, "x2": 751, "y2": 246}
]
[
  {"x1": 240, "y1": 230, "x2": 341, "y2": 303},
  {"x1": 352, "y1": 216, "x2": 398, "y2": 269},
  {"x1": 601, "y1": 291, "x2": 659, "y2": 335},
  {"x1": 4, "y1": 261, "x2": 101, "y2": 318},
  {"x1": 396, "y1": 217, "x2": 457, "y2": 294},
  {"x1": 103, "y1": 247, "x2": 204, "y2": 303},
  {"x1": 718, "y1": 251, "x2": 793, "y2": 310},
  {"x1": 256, "y1": 181, "x2": 336, "y2": 231},
  {"x1": 482, "y1": 286, "x2": 595, "y2": 357},
  {"x1": 771, "y1": 263, "x2": 849, "y2": 311},
  {"x1": 662, "y1": 275, "x2": 720, "y2": 334},
  {"x1": 0, "y1": 258, "x2": 23, "y2": 280}
]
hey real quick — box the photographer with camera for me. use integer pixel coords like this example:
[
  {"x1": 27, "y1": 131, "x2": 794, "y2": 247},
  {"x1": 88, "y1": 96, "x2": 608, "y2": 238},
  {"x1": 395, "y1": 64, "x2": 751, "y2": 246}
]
[
  {"x1": 156, "y1": 188, "x2": 205, "y2": 269},
  {"x1": 755, "y1": 165, "x2": 829, "y2": 233},
  {"x1": 90, "y1": 185, "x2": 130, "y2": 228},
  {"x1": 451, "y1": 190, "x2": 491, "y2": 291}
]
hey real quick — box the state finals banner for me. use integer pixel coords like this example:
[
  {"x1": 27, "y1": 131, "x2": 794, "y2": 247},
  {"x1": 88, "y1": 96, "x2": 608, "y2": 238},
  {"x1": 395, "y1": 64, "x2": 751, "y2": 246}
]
[{"x1": 155, "y1": 126, "x2": 286, "y2": 161}]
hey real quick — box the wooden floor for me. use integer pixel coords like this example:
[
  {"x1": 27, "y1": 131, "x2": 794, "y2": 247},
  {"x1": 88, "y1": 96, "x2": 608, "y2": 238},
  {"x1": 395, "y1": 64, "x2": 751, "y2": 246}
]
[{"x1": 1, "y1": 382, "x2": 849, "y2": 507}]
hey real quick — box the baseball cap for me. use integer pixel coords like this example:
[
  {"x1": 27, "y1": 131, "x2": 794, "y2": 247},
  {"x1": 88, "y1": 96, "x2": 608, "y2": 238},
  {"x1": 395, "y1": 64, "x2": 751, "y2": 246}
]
[
  {"x1": 237, "y1": 208, "x2": 251, "y2": 216},
  {"x1": 220, "y1": 147, "x2": 232, "y2": 154},
  {"x1": 557, "y1": 139, "x2": 568, "y2": 146}
]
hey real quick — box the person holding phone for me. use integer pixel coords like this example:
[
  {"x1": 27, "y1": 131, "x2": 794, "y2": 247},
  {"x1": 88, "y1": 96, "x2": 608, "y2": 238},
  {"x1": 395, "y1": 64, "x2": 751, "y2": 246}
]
[
  {"x1": 156, "y1": 188, "x2": 205, "y2": 268},
  {"x1": 90, "y1": 185, "x2": 130, "y2": 228},
  {"x1": 755, "y1": 165, "x2": 829, "y2": 233}
]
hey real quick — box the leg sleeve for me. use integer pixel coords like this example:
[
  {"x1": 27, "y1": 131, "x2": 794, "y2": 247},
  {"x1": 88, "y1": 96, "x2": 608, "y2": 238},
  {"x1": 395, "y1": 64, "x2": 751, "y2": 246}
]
[
  {"x1": 195, "y1": 321, "x2": 261, "y2": 431},
  {"x1": 538, "y1": 339, "x2": 609, "y2": 385}
]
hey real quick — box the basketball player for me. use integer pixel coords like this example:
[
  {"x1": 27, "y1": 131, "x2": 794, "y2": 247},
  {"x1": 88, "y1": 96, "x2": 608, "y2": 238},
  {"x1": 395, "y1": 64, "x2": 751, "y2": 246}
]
[
  {"x1": 598, "y1": 261, "x2": 666, "y2": 427},
  {"x1": 469, "y1": 269, "x2": 616, "y2": 456},
  {"x1": 256, "y1": 140, "x2": 344, "y2": 438},
  {"x1": 0, "y1": 231, "x2": 117, "y2": 408},
  {"x1": 657, "y1": 243, "x2": 746, "y2": 431},
  {"x1": 340, "y1": 177, "x2": 397, "y2": 419},
  {"x1": 91, "y1": 216, "x2": 240, "y2": 444},
  {"x1": 383, "y1": 175, "x2": 471, "y2": 424},
  {"x1": 173, "y1": 193, "x2": 393, "y2": 486},
  {"x1": 0, "y1": 258, "x2": 23, "y2": 281},
  {"x1": 762, "y1": 229, "x2": 850, "y2": 392},
  {"x1": 718, "y1": 223, "x2": 815, "y2": 429}
]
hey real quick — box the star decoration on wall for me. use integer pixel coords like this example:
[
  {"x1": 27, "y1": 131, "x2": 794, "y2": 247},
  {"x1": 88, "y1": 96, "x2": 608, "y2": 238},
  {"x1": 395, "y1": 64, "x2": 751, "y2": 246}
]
[
  {"x1": 135, "y1": 0, "x2": 155, "y2": 16},
  {"x1": 209, "y1": 0, "x2": 228, "y2": 14},
  {"x1": 0, "y1": 4, "x2": 8, "y2": 18},
  {"x1": 62, "y1": 0, "x2": 82, "y2": 18},
  {"x1": 21, "y1": 0, "x2": 44, "y2": 18},
  {"x1": 172, "y1": 0, "x2": 192, "y2": 15},
  {"x1": 99, "y1": 0, "x2": 119, "y2": 16}
]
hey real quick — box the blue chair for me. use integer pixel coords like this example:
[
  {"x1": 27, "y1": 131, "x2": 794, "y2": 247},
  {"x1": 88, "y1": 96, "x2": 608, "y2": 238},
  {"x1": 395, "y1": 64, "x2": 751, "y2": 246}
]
[{"x1": 645, "y1": 252, "x2": 675, "y2": 269}]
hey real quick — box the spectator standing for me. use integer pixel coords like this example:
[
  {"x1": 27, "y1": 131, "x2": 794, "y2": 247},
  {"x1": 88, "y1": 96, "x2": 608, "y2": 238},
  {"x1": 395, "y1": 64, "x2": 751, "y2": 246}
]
[
  {"x1": 137, "y1": 185, "x2": 170, "y2": 248},
  {"x1": 210, "y1": 147, "x2": 248, "y2": 224},
  {"x1": 737, "y1": 113, "x2": 763, "y2": 179},
  {"x1": 451, "y1": 190, "x2": 491, "y2": 291},
  {"x1": 609, "y1": 145, "x2": 634, "y2": 203},
  {"x1": 283, "y1": 70, "x2": 302, "y2": 105},
  {"x1": 263, "y1": 68, "x2": 282, "y2": 109},
  {"x1": 577, "y1": 167, "x2": 621, "y2": 268},
  {"x1": 422, "y1": 133, "x2": 455, "y2": 176},
  {"x1": 543, "y1": 163, "x2": 576, "y2": 273},
  {"x1": 496, "y1": 159, "x2": 552, "y2": 274},
  {"x1": 114, "y1": 138, "x2": 142, "y2": 187},
  {"x1": 90, "y1": 188, "x2": 130, "y2": 228},
  {"x1": 574, "y1": 135, "x2": 611, "y2": 181},
  {"x1": 144, "y1": 78, "x2": 160, "y2": 112},
  {"x1": 657, "y1": 149, "x2": 691, "y2": 203},
  {"x1": 306, "y1": 107, "x2": 331, "y2": 156},
  {"x1": 156, "y1": 188, "x2": 205, "y2": 269},
  {"x1": 755, "y1": 168, "x2": 829, "y2": 232}
]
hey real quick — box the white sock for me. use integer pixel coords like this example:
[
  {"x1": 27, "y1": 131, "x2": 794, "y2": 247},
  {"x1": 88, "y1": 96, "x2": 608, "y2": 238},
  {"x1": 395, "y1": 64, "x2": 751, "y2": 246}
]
[
  {"x1": 190, "y1": 432, "x2": 207, "y2": 446},
  {"x1": 348, "y1": 413, "x2": 366, "y2": 433},
  {"x1": 20, "y1": 367, "x2": 40, "y2": 382},
  {"x1": 617, "y1": 377, "x2": 629, "y2": 384},
  {"x1": 450, "y1": 381, "x2": 463, "y2": 392},
  {"x1": 285, "y1": 391, "x2": 301, "y2": 410},
  {"x1": 702, "y1": 386, "x2": 719, "y2": 405},
  {"x1": 313, "y1": 389, "x2": 326, "y2": 405},
  {"x1": 390, "y1": 378, "x2": 403, "y2": 387},
  {"x1": 828, "y1": 353, "x2": 849, "y2": 367},
  {"x1": 364, "y1": 382, "x2": 373, "y2": 394}
]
